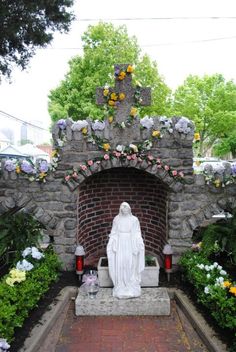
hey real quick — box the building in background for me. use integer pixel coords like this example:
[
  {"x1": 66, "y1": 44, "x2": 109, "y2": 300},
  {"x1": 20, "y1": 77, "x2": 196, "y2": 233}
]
[{"x1": 0, "y1": 110, "x2": 51, "y2": 146}]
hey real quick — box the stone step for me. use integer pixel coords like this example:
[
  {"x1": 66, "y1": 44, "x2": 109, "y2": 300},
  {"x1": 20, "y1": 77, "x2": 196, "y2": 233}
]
[{"x1": 75, "y1": 287, "x2": 170, "y2": 316}]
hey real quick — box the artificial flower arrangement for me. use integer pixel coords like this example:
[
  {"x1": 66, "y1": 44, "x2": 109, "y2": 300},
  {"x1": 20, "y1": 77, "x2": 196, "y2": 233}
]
[
  {"x1": 4, "y1": 149, "x2": 60, "y2": 183},
  {"x1": 63, "y1": 142, "x2": 185, "y2": 184},
  {"x1": 202, "y1": 161, "x2": 236, "y2": 188}
]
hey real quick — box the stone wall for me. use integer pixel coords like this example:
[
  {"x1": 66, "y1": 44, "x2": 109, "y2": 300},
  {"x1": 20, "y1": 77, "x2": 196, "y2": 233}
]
[{"x1": 0, "y1": 116, "x2": 235, "y2": 270}]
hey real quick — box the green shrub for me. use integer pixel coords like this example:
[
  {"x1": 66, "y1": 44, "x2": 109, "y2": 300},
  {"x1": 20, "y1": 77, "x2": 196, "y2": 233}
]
[
  {"x1": 0, "y1": 210, "x2": 43, "y2": 263},
  {"x1": 198, "y1": 208, "x2": 236, "y2": 264},
  {"x1": 0, "y1": 246, "x2": 61, "y2": 342}
]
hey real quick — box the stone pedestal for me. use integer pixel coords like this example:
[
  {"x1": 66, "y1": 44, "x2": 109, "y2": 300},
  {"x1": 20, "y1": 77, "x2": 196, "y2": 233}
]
[
  {"x1": 75, "y1": 287, "x2": 170, "y2": 316},
  {"x1": 97, "y1": 257, "x2": 160, "y2": 287}
]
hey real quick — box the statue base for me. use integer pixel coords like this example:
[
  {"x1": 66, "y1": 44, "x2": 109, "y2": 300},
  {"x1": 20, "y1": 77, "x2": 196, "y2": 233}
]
[{"x1": 75, "y1": 287, "x2": 170, "y2": 316}]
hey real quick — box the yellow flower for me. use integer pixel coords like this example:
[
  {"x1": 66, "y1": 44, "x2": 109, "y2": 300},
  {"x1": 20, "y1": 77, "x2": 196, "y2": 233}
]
[
  {"x1": 103, "y1": 143, "x2": 111, "y2": 152},
  {"x1": 223, "y1": 281, "x2": 232, "y2": 288},
  {"x1": 130, "y1": 107, "x2": 137, "y2": 117},
  {"x1": 127, "y1": 65, "x2": 134, "y2": 73},
  {"x1": 119, "y1": 93, "x2": 125, "y2": 101},
  {"x1": 103, "y1": 88, "x2": 109, "y2": 97},
  {"x1": 82, "y1": 127, "x2": 88, "y2": 135},
  {"x1": 110, "y1": 93, "x2": 118, "y2": 101},
  {"x1": 214, "y1": 179, "x2": 221, "y2": 187},
  {"x1": 152, "y1": 130, "x2": 161, "y2": 138},
  {"x1": 229, "y1": 286, "x2": 236, "y2": 296},
  {"x1": 108, "y1": 100, "x2": 115, "y2": 106},
  {"x1": 194, "y1": 132, "x2": 201, "y2": 141},
  {"x1": 39, "y1": 172, "x2": 46, "y2": 179},
  {"x1": 15, "y1": 165, "x2": 21, "y2": 174},
  {"x1": 6, "y1": 277, "x2": 15, "y2": 286},
  {"x1": 51, "y1": 150, "x2": 58, "y2": 157},
  {"x1": 108, "y1": 116, "x2": 113, "y2": 123},
  {"x1": 118, "y1": 71, "x2": 126, "y2": 80}
]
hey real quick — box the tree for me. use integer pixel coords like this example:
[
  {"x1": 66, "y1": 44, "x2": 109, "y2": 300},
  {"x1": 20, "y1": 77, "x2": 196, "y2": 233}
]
[
  {"x1": 0, "y1": 0, "x2": 75, "y2": 78},
  {"x1": 172, "y1": 74, "x2": 236, "y2": 156},
  {"x1": 48, "y1": 22, "x2": 171, "y2": 122}
]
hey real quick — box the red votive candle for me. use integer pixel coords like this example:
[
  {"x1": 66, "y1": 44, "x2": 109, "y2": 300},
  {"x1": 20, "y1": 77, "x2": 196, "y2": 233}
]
[
  {"x1": 165, "y1": 254, "x2": 172, "y2": 270},
  {"x1": 76, "y1": 256, "x2": 84, "y2": 273}
]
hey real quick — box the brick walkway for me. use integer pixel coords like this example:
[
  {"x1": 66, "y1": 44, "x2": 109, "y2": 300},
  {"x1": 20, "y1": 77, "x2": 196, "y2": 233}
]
[{"x1": 54, "y1": 301, "x2": 208, "y2": 352}]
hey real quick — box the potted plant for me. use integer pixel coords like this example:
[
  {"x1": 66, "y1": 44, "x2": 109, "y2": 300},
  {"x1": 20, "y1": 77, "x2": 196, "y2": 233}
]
[{"x1": 97, "y1": 255, "x2": 160, "y2": 287}]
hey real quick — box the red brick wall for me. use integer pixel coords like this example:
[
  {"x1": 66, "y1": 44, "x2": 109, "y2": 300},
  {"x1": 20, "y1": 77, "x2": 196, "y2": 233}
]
[{"x1": 77, "y1": 168, "x2": 168, "y2": 264}]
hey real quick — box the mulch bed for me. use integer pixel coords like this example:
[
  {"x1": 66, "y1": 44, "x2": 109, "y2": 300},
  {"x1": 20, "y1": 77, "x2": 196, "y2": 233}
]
[{"x1": 2, "y1": 267, "x2": 234, "y2": 352}]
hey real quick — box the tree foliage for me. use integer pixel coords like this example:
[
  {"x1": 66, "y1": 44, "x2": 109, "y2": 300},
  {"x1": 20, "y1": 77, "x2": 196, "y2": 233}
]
[
  {"x1": 172, "y1": 74, "x2": 236, "y2": 156},
  {"x1": 48, "y1": 22, "x2": 171, "y2": 122},
  {"x1": 0, "y1": 0, "x2": 75, "y2": 78}
]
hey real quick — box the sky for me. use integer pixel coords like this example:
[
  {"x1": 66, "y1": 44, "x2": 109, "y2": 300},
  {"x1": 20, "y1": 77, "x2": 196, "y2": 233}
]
[{"x1": 0, "y1": 0, "x2": 236, "y2": 132}]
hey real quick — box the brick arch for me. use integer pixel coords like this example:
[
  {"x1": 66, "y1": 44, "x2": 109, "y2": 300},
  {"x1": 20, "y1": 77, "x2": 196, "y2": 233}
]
[
  {"x1": 0, "y1": 192, "x2": 57, "y2": 230},
  {"x1": 77, "y1": 167, "x2": 169, "y2": 263},
  {"x1": 185, "y1": 195, "x2": 236, "y2": 234}
]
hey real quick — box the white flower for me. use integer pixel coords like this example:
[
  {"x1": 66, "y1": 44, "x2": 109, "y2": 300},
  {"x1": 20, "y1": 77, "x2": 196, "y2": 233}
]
[
  {"x1": 16, "y1": 259, "x2": 34, "y2": 271},
  {"x1": 92, "y1": 120, "x2": 106, "y2": 131},
  {"x1": 57, "y1": 139, "x2": 64, "y2": 147},
  {"x1": 197, "y1": 263, "x2": 204, "y2": 269},
  {"x1": 206, "y1": 274, "x2": 210, "y2": 279},
  {"x1": 140, "y1": 115, "x2": 154, "y2": 129},
  {"x1": 129, "y1": 144, "x2": 138, "y2": 153},
  {"x1": 116, "y1": 145, "x2": 124, "y2": 152},
  {"x1": 204, "y1": 265, "x2": 210, "y2": 271},
  {"x1": 220, "y1": 270, "x2": 227, "y2": 276},
  {"x1": 71, "y1": 120, "x2": 88, "y2": 131},
  {"x1": 213, "y1": 262, "x2": 218, "y2": 268},
  {"x1": 22, "y1": 247, "x2": 32, "y2": 258},
  {"x1": 143, "y1": 140, "x2": 152, "y2": 150},
  {"x1": 174, "y1": 117, "x2": 192, "y2": 134},
  {"x1": 120, "y1": 122, "x2": 126, "y2": 129},
  {"x1": 160, "y1": 116, "x2": 173, "y2": 132},
  {"x1": 215, "y1": 277, "x2": 224, "y2": 285},
  {"x1": 31, "y1": 247, "x2": 44, "y2": 260},
  {"x1": 204, "y1": 286, "x2": 210, "y2": 294},
  {"x1": 0, "y1": 338, "x2": 10, "y2": 350}
]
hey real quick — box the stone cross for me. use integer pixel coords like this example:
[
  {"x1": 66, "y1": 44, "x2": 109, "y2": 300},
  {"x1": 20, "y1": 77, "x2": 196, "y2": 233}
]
[{"x1": 96, "y1": 64, "x2": 151, "y2": 123}]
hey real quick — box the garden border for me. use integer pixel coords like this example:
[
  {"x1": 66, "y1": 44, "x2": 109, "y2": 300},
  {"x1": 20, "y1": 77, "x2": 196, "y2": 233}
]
[{"x1": 19, "y1": 287, "x2": 227, "y2": 352}]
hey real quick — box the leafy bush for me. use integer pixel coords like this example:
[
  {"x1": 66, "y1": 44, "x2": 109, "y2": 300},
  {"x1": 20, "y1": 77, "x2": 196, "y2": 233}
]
[
  {"x1": 0, "y1": 210, "x2": 43, "y2": 263},
  {"x1": 0, "y1": 246, "x2": 61, "y2": 342},
  {"x1": 196, "y1": 208, "x2": 236, "y2": 264},
  {"x1": 179, "y1": 250, "x2": 236, "y2": 346}
]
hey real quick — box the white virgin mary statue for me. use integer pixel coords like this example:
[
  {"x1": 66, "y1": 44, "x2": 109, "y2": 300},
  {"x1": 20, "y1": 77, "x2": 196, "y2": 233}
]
[{"x1": 107, "y1": 202, "x2": 145, "y2": 299}]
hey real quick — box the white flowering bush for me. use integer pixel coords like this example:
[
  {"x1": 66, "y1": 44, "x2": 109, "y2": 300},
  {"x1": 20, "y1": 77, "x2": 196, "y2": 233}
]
[{"x1": 179, "y1": 250, "x2": 236, "y2": 345}]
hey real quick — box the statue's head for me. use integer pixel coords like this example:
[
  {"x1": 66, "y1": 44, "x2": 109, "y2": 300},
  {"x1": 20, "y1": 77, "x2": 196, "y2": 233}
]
[{"x1": 119, "y1": 202, "x2": 131, "y2": 216}]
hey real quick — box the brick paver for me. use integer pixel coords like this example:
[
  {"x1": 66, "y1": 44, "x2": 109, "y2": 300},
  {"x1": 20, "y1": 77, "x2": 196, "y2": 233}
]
[{"x1": 55, "y1": 301, "x2": 208, "y2": 352}]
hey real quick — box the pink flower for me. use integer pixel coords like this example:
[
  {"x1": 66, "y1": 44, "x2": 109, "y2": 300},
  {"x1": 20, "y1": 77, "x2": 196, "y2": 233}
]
[
  {"x1": 87, "y1": 160, "x2": 93, "y2": 166},
  {"x1": 127, "y1": 155, "x2": 132, "y2": 160},
  {"x1": 148, "y1": 155, "x2": 154, "y2": 161},
  {"x1": 131, "y1": 154, "x2": 137, "y2": 160},
  {"x1": 114, "y1": 151, "x2": 121, "y2": 158},
  {"x1": 156, "y1": 158, "x2": 161, "y2": 164},
  {"x1": 164, "y1": 165, "x2": 170, "y2": 171},
  {"x1": 104, "y1": 154, "x2": 110, "y2": 160},
  {"x1": 80, "y1": 164, "x2": 87, "y2": 171},
  {"x1": 172, "y1": 170, "x2": 178, "y2": 176},
  {"x1": 179, "y1": 171, "x2": 184, "y2": 178},
  {"x1": 65, "y1": 175, "x2": 71, "y2": 182},
  {"x1": 157, "y1": 164, "x2": 162, "y2": 168}
]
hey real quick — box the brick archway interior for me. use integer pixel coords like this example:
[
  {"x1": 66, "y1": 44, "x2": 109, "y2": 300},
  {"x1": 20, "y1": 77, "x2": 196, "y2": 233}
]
[{"x1": 77, "y1": 168, "x2": 168, "y2": 264}]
